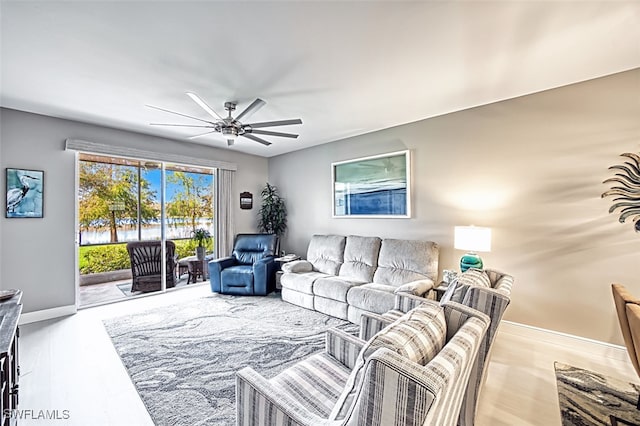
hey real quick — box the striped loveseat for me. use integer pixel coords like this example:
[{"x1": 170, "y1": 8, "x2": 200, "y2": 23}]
[
  {"x1": 361, "y1": 268, "x2": 514, "y2": 426},
  {"x1": 236, "y1": 300, "x2": 489, "y2": 426}
]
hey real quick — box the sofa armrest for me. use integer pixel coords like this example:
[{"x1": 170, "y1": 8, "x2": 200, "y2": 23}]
[
  {"x1": 236, "y1": 367, "x2": 332, "y2": 426},
  {"x1": 462, "y1": 286, "x2": 510, "y2": 344},
  {"x1": 208, "y1": 256, "x2": 236, "y2": 292},
  {"x1": 359, "y1": 312, "x2": 394, "y2": 341},
  {"x1": 393, "y1": 292, "x2": 433, "y2": 313},
  {"x1": 325, "y1": 328, "x2": 365, "y2": 369},
  {"x1": 281, "y1": 259, "x2": 313, "y2": 273},
  {"x1": 492, "y1": 276, "x2": 514, "y2": 297},
  {"x1": 394, "y1": 278, "x2": 435, "y2": 297}
]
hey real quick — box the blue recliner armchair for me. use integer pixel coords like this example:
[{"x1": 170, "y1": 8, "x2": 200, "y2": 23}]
[{"x1": 209, "y1": 233, "x2": 278, "y2": 295}]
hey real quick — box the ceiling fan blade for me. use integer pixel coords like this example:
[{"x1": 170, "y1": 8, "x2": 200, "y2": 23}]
[
  {"x1": 250, "y1": 129, "x2": 299, "y2": 139},
  {"x1": 150, "y1": 123, "x2": 215, "y2": 128},
  {"x1": 242, "y1": 133, "x2": 272, "y2": 146},
  {"x1": 235, "y1": 98, "x2": 266, "y2": 122},
  {"x1": 186, "y1": 92, "x2": 224, "y2": 121},
  {"x1": 188, "y1": 130, "x2": 219, "y2": 140},
  {"x1": 146, "y1": 104, "x2": 215, "y2": 125},
  {"x1": 245, "y1": 118, "x2": 303, "y2": 128}
]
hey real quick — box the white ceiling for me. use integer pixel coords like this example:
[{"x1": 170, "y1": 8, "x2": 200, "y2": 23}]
[{"x1": 1, "y1": 1, "x2": 639, "y2": 158}]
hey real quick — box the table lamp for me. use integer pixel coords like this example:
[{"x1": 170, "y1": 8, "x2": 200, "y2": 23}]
[{"x1": 454, "y1": 226, "x2": 491, "y2": 272}]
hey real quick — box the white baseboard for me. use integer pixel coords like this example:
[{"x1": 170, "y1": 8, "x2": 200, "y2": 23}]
[
  {"x1": 19, "y1": 304, "x2": 77, "y2": 325},
  {"x1": 500, "y1": 320, "x2": 628, "y2": 363}
]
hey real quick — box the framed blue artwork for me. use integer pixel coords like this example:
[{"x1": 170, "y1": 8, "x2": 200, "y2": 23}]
[
  {"x1": 332, "y1": 150, "x2": 411, "y2": 218},
  {"x1": 6, "y1": 168, "x2": 44, "y2": 218}
]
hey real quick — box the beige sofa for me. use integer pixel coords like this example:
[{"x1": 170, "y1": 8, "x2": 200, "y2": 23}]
[{"x1": 280, "y1": 234, "x2": 439, "y2": 323}]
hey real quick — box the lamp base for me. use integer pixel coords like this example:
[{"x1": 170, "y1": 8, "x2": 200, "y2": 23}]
[{"x1": 460, "y1": 253, "x2": 483, "y2": 272}]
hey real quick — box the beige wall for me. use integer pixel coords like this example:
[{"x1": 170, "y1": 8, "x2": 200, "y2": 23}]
[
  {"x1": 268, "y1": 68, "x2": 640, "y2": 345},
  {"x1": 0, "y1": 108, "x2": 268, "y2": 313}
]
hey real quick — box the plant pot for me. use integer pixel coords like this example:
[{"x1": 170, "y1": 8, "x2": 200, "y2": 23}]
[{"x1": 195, "y1": 246, "x2": 206, "y2": 261}]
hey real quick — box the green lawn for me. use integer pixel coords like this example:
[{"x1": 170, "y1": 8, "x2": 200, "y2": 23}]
[{"x1": 79, "y1": 239, "x2": 214, "y2": 274}]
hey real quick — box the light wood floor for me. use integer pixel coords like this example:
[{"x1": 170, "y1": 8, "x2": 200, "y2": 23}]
[{"x1": 18, "y1": 284, "x2": 636, "y2": 426}]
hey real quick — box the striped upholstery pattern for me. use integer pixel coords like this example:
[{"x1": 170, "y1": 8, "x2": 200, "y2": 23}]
[
  {"x1": 236, "y1": 302, "x2": 489, "y2": 426},
  {"x1": 326, "y1": 328, "x2": 365, "y2": 370},
  {"x1": 358, "y1": 312, "x2": 394, "y2": 341},
  {"x1": 456, "y1": 287, "x2": 510, "y2": 426},
  {"x1": 330, "y1": 304, "x2": 446, "y2": 420},
  {"x1": 438, "y1": 268, "x2": 513, "y2": 426},
  {"x1": 458, "y1": 268, "x2": 491, "y2": 287},
  {"x1": 485, "y1": 269, "x2": 514, "y2": 296},
  {"x1": 422, "y1": 305, "x2": 489, "y2": 426},
  {"x1": 388, "y1": 271, "x2": 513, "y2": 426},
  {"x1": 394, "y1": 292, "x2": 430, "y2": 313},
  {"x1": 236, "y1": 367, "x2": 312, "y2": 426},
  {"x1": 348, "y1": 303, "x2": 489, "y2": 426},
  {"x1": 358, "y1": 299, "x2": 442, "y2": 341},
  {"x1": 271, "y1": 352, "x2": 351, "y2": 417},
  {"x1": 368, "y1": 304, "x2": 446, "y2": 364},
  {"x1": 445, "y1": 269, "x2": 490, "y2": 302}
]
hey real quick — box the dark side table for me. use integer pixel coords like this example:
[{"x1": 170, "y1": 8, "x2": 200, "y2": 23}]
[
  {"x1": 433, "y1": 283, "x2": 450, "y2": 301},
  {"x1": 178, "y1": 256, "x2": 209, "y2": 284}
]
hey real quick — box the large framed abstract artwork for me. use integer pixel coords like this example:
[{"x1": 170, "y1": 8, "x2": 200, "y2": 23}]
[
  {"x1": 6, "y1": 168, "x2": 44, "y2": 218},
  {"x1": 332, "y1": 150, "x2": 411, "y2": 218}
]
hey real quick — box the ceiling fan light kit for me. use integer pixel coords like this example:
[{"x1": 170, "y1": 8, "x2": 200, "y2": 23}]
[{"x1": 147, "y1": 93, "x2": 302, "y2": 147}]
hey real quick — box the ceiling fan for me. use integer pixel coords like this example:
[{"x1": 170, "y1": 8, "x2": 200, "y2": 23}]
[{"x1": 147, "y1": 92, "x2": 302, "y2": 146}]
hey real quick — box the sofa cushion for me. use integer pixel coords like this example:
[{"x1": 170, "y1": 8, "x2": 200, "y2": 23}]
[
  {"x1": 314, "y1": 296, "x2": 349, "y2": 320},
  {"x1": 280, "y1": 271, "x2": 330, "y2": 294},
  {"x1": 444, "y1": 268, "x2": 492, "y2": 303},
  {"x1": 307, "y1": 235, "x2": 346, "y2": 275},
  {"x1": 373, "y1": 239, "x2": 439, "y2": 287},
  {"x1": 271, "y1": 352, "x2": 351, "y2": 417},
  {"x1": 338, "y1": 236, "x2": 381, "y2": 282},
  {"x1": 220, "y1": 265, "x2": 253, "y2": 288},
  {"x1": 314, "y1": 276, "x2": 366, "y2": 302},
  {"x1": 458, "y1": 268, "x2": 491, "y2": 288},
  {"x1": 329, "y1": 303, "x2": 447, "y2": 420},
  {"x1": 347, "y1": 283, "x2": 396, "y2": 316}
]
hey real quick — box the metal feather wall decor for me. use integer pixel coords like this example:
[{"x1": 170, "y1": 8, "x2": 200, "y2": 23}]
[{"x1": 602, "y1": 152, "x2": 640, "y2": 232}]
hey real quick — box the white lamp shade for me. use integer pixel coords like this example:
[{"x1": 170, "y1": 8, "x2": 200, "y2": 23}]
[{"x1": 454, "y1": 226, "x2": 491, "y2": 252}]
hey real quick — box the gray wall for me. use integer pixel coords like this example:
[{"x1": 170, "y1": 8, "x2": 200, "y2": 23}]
[
  {"x1": 0, "y1": 108, "x2": 268, "y2": 313},
  {"x1": 268, "y1": 68, "x2": 640, "y2": 345}
]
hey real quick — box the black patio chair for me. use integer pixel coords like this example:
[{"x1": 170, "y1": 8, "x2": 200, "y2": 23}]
[{"x1": 126, "y1": 240, "x2": 176, "y2": 292}]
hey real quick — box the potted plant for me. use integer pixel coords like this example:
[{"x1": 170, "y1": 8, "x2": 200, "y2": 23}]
[
  {"x1": 191, "y1": 228, "x2": 211, "y2": 260},
  {"x1": 257, "y1": 183, "x2": 287, "y2": 253}
]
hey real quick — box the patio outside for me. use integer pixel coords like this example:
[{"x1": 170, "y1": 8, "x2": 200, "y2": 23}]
[{"x1": 78, "y1": 153, "x2": 215, "y2": 307}]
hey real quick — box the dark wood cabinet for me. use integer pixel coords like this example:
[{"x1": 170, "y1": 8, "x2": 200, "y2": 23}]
[{"x1": 0, "y1": 292, "x2": 21, "y2": 426}]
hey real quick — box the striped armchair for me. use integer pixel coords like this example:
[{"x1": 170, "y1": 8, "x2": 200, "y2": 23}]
[
  {"x1": 236, "y1": 301, "x2": 489, "y2": 426},
  {"x1": 361, "y1": 268, "x2": 513, "y2": 426}
]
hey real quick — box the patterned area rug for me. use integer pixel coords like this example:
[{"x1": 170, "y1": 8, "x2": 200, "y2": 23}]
[
  {"x1": 555, "y1": 362, "x2": 640, "y2": 426},
  {"x1": 103, "y1": 293, "x2": 357, "y2": 426}
]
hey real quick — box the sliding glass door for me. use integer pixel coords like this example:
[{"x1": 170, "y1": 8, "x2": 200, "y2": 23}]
[{"x1": 77, "y1": 153, "x2": 215, "y2": 307}]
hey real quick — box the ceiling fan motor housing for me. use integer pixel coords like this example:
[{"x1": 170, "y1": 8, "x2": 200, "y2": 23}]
[{"x1": 222, "y1": 127, "x2": 238, "y2": 138}]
